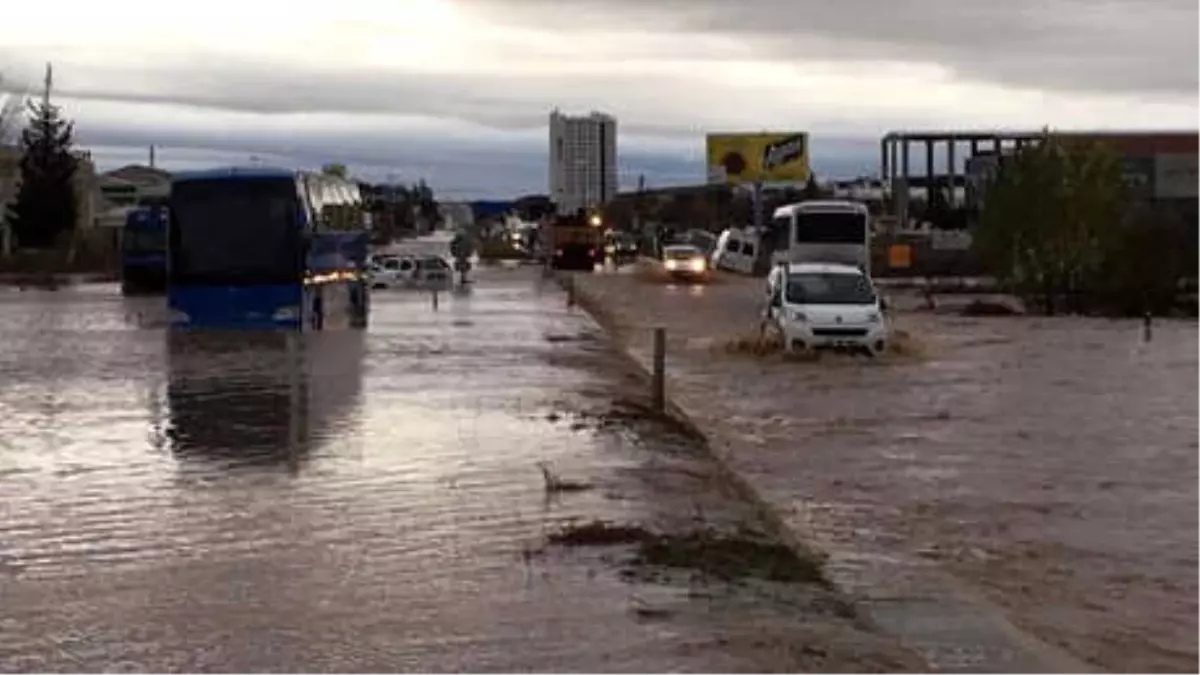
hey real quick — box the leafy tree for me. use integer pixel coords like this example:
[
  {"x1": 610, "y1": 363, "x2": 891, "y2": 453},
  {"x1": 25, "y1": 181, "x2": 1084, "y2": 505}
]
[
  {"x1": 360, "y1": 179, "x2": 445, "y2": 242},
  {"x1": 6, "y1": 64, "x2": 79, "y2": 250},
  {"x1": 975, "y1": 132, "x2": 1126, "y2": 314},
  {"x1": 1097, "y1": 202, "x2": 1193, "y2": 315},
  {"x1": 321, "y1": 163, "x2": 348, "y2": 179}
]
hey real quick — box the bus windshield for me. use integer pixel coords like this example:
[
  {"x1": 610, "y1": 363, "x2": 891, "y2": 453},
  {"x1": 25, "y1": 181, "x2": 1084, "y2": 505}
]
[
  {"x1": 794, "y1": 212, "x2": 867, "y2": 244},
  {"x1": 169, "y1": 178, "x2": 301, "y2": 285}
]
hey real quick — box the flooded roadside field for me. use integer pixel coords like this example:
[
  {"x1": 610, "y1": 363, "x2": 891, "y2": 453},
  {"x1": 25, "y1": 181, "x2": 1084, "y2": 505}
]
[
  {"x1": 0, "y1": 270, "x2": 920, "y2": 672},
  {"x1": 572, "y1": 271, "x2": 1198, "y2": 672}
]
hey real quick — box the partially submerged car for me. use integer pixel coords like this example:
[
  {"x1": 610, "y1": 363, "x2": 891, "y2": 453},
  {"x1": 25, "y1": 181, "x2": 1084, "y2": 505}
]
[
  {"x1": 764, "y1": 262, "x2": 889, "y2": 356},
  {"x1": 368, "y1": 255, "x2": 416, "y2": 289},
  {"x1": 368, "y1": 254, "x2": 452, "y2": 289}
]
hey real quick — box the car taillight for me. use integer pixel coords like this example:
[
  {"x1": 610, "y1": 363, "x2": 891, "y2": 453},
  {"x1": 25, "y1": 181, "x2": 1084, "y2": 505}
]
[{"x1": 588, "y1": 248, "x2": 595, "y2": 257}]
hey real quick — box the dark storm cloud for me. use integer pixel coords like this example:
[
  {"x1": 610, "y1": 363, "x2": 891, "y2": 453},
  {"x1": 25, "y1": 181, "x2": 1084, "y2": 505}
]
[
  {"x1": 475, "y1": 0, "x2": 1199, "y2": 96},
  {"x1": 6, "y1": 0, "x2": 1193, "y2": 198},
  {"x1": 77, "y1": 115, "x2": 715, "y2": 197},
  {"x1": 0, "y1": 49, "x2": 696, "y2": 134}
]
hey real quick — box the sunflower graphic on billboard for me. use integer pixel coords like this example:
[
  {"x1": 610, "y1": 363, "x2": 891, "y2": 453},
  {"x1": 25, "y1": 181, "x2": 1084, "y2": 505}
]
[{"x1": 705, "y1": 132, "x2": 811, "y2": 184}]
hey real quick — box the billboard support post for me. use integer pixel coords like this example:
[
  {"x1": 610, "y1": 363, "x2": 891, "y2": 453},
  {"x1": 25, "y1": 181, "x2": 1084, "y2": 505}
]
[{"x1": 752, "y1": 181, "x2": 763, "y2": 232}]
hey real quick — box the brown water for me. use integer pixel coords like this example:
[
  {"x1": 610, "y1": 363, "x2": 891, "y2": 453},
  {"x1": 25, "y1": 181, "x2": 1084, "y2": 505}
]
[
  {"x1": 574, "y1": 271, "x2": 1199, "y2": 673},
  {"x1": 0, "y1": 269, "x2": 920, "y2": 672}
]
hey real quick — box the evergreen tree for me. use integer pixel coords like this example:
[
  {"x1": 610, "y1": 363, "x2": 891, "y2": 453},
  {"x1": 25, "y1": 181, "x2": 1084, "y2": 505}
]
[
  {"x1": 6, "y1": 64, "x2": 79, "y2": 250},
  {"x1": 414, "y1": 179, "x2": 441, "y2": 227}
]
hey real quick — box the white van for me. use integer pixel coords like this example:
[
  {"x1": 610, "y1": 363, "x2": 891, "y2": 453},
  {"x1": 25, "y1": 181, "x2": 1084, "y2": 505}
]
[
  {"x1": 768, "y1": 200, "x2": 871, "y2": 273},
  {"x1": 710, "y1": 227, "x2": 760, "y2": 275},
  {"x1": 765, "y1": 262, "x2": 889, "y2": 356}
]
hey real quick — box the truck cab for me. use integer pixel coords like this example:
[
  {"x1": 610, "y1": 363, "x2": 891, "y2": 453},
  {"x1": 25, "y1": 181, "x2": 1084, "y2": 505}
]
[{"x1": 548, "y1": 209, "x2": 604, "y2": 271}]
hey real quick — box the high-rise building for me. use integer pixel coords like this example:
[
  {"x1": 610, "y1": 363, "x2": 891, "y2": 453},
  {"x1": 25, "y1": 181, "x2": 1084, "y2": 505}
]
[{"x1": 548, "y1": 110, "x2": 617, "y2": 215}]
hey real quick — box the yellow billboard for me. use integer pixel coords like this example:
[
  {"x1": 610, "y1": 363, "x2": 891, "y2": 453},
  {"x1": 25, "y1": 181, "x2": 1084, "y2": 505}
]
[{"x1": 706, "y1": 132, "x2": 811, "y2": 184}]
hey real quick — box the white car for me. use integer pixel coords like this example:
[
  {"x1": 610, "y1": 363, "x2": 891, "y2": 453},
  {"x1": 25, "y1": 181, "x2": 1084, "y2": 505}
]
[
  {"x1": 764, "y1": 262, "x2": 889, "y2": 356},
  {"x1": 411, "y1": 255, "x2": 453, "y2": 287},
  {"x1": 368, "y1": 255, "x2": 417, "y2": 289},
  {"x1": 661, "y1": 244, "x2": 709, "y2": 280}
]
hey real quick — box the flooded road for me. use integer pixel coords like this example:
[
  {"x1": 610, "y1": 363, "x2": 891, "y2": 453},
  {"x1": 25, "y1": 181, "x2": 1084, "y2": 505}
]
[
  {"x1": 0, "y1": 266, "x2": 919, "y2": 672},
  {"x1": 572, "y1": 270, "x2": 1198, "y2": 672}
]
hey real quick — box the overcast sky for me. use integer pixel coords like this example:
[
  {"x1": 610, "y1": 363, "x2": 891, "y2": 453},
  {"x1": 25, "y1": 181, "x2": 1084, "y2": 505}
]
[{"x1": 0, "y1": 0, "x2": 1195, "y2": 198}]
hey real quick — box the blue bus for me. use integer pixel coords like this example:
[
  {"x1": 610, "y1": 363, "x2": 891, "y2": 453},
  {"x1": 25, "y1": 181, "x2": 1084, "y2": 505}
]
[
  {"x1": 167, "y1": 167, "x2": 371, "y2": 330},
  {"x1": 121, "y1": 205, "x2": 168, "y2": 295}
]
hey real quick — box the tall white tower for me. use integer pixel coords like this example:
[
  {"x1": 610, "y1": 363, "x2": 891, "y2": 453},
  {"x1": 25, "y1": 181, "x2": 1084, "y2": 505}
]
[{"x1": 548, "y1": 110, "x2": 617, "y2": 215}]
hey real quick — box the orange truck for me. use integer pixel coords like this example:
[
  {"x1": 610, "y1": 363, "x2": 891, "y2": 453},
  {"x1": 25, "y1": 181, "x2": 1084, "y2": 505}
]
[{"x1": 547, "y1": 210, "x2": 604, "y2": 271}]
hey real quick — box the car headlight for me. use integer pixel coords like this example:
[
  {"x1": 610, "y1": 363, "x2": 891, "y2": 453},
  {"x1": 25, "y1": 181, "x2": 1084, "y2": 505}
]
[
  {"x1": 786, "y1": 309, "x2": 807, "y2": 322},
  {"x1": 664, "y1": 260, "x2": 679, "y2": 271},
  {"x1": 273, "y1": 306, "x2": 300, "y2": 321},
  {"x1": 690, "y1": 258, "x2": 706, "y2": 272},
  {"x1": 866, "y1": 312, "x2": 881, "y2": 323},
  {"x1": 168, "y1": 309, "x2": 191, "y2": 324}
]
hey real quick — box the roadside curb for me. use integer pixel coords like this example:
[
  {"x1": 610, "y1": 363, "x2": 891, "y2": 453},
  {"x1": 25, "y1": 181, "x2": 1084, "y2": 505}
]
[
  {"x1": 558, "y1": 271, "x2": 1099, "y2": 675},
  {"x1": 557, "y1": 273, "x2": 895, "y2": 622}
]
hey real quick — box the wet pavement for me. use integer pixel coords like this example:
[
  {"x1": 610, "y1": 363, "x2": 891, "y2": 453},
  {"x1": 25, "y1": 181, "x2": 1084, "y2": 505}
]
[
  {"x1": 573, "y1": 270, "x2": 1198, "y2": 673},
  {"x1": 0, "y1": 261, "x2": 921, "y2": 672}
]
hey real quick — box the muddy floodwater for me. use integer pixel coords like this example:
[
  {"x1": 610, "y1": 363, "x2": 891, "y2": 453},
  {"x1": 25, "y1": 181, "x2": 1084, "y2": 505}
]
[
  {"x1": 573, "y1": 270, "x2": 1199, "y2": 673},
  {"x1": 0, "y1": 268, "x2": 920, "y2": 672}
]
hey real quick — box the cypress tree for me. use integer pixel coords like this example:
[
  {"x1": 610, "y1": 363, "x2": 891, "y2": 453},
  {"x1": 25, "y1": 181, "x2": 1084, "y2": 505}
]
[{"x1": 7, "y1": 64, "x2": 79, "y2": 250}]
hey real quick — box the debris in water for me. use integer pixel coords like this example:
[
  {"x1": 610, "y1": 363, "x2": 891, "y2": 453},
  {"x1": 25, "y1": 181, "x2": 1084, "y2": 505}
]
[
  {"x1": 546, "y1": 520, "x2": 649, "y2": 546},
  {"x1": 545, "y1": 520, "x2": 829, "y2": 585},
  {"x1": 536, "y1": 462, "x2": 594, "y2": 493}
]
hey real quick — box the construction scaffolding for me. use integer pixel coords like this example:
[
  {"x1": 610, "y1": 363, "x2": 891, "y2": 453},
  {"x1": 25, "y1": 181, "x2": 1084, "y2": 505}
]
[{"x1": 879, "y1": 130, "x2": 1045, "y2": 231}]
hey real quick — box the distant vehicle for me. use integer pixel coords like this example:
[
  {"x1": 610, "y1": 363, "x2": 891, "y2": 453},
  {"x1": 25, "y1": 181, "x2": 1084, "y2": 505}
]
[
  {"x1": 769, "y1": 200, "x2": 871, "y2": 273},
  {"x1": 606, "y1": 231, "x2": 638, "y2": 263},
  {"x1": 764, "y1": 262, "x2": 889, "y2": 356},
  {"x1": 120, "y1": 206, "x2": 168, "y2": 295},
  {"x1": 548, "y1": 210, "x2": 604, "y2": 271},
  {"x1": 167, "y1": 167, "x2": 371, "y2": 330},
  {"x1": 661, "y1": 244, "x2": 709, "y2": 281},
  {"x1": 368, "y1": 255, "x2": 416, "y2": 289},
  {"x1": 681, "y1": 229, "x2": 718, "y2": 257},
  {"x1": 369, "y1": 254, "x2": 453, "y2": 290},
  {"x1": 412, "y1": 255, "x2": 452, "y2": 286},
  {"x1": 711, "y1": 228, "x2": 760, "y2": 275}
]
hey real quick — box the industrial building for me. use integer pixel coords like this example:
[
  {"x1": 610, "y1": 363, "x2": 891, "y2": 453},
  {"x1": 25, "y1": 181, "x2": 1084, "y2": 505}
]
[
  {"x1": 879, "y1": 129, "x2": 1199, "y2": 230},
  {"x1": 548, "y1": 110, "x2": 617, "y2": 216}
]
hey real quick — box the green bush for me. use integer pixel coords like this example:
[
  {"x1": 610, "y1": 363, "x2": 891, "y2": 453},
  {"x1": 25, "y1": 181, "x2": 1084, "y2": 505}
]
[{"x1": 975, "y1": 132, "x2": 1190, "y2": 316}]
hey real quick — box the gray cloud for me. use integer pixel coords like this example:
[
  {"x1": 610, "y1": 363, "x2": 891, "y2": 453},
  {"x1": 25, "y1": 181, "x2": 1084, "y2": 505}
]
[
  {"x1": 475, "y1": 0, "x2": 1198, "y2": 96},
  {"x1": 4, "y1": 0, "x2": 1194, "y2": 197}
]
